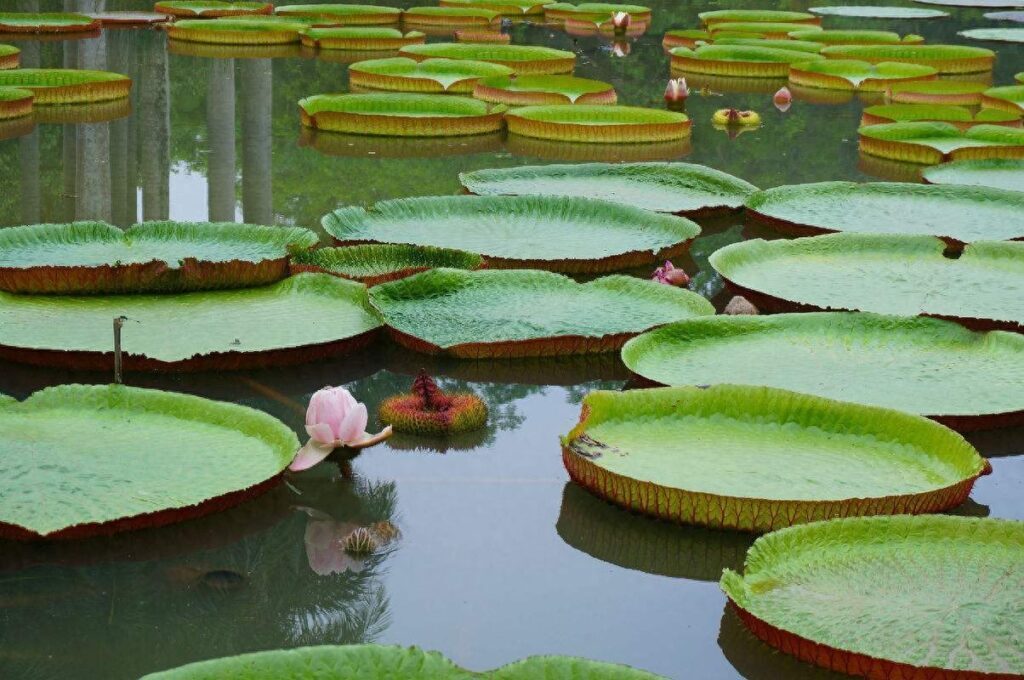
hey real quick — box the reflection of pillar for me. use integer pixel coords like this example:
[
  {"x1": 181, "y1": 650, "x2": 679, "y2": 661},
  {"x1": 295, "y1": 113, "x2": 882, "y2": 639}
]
[
  {"x1": 107, "y1": 26, "x2": 132, "y2": 226},
  {"x1": 75, "y1": 28, "x2": 112, "y2": 222},
  {"x1": 207, "y1": 59, "x2": 237, "y2": 222},
  {"x1": 138, "y1": 30, "x2": 170, "y2": 220},
  {"x1": 62, "y1": 32, "x2": 79, "y2": 221},
  {"x1": 17, "y1": 33, "x2": 40, "y2": 225},
  {"x1": 240, "y1": 59, "x2": 272, "y2": 225}
]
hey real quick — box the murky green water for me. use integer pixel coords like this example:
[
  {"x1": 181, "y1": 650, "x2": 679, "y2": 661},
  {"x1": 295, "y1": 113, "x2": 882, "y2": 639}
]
[{"x1": 0, "y1": 1, "x2": 1021, "y2": 678}]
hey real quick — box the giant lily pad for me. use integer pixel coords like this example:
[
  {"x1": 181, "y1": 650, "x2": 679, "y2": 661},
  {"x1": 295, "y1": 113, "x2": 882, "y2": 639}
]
[
  {"x1": 300, "y1": 28, "x2": 425, "y2": 50},
  {"x1": 708, "y1": 22, "x2": 823, "y2": 38},
  {"x1": 369, "y1": 268, "x2": 714, "y2": 357},
  {"x1": 859, "y1": 121, "x2": 1024, "y2": 163},
  {"x1": 712, "y1": 233, "x2": 1024, "y2": 331},
  {"x1": 275, "y1": 4, "x2": 401, "y2": 24},
  {"x1": 889, "y1": 80, "x2": 990, "y2": 105},
  {"x1": 0, "y1": 69, "x2": 131, "y2": 104},
  {"x1": 861, "y1": 103, "x2": 1021, "y2": 128},
  {"x1": 721, "y1": 516, "x2": 1024, "y2": 678},
  {"x1": 670, "y1": 45, "x2": 825, "y2": 78},
  {"x1": 0, "y1": 221, "x2": 319, "y2": 294},
  {"x1": 712, "y1": 38, "x2": 824, "y2": 53},
  {"x1": 349, "y1": 57, "x2": 512, "y2": 93},
  {"x1": 923, "y1": 158, "x2": 1024, "y2": 190},
  {"x1": 290, "y1": 244, "x2": 484, "y2": 285},
  {"x1": 324, "y1": 195, "x2": 700, "y2": 272},
  {"x1": 0, "y1": 12, "x2": 100, "y2": 33},
  {"x1": 0, "y1": 273, "x2": 382, "y2": 372},
  {"x1": 142, "y1": 645, "x2": 663, "y2": 679},
  {"x1": 402, "y1": 7, "x2": 501, "y2": 26},
  {"x1": 982, "y1": 84, "x2": 1024, "y2": 113},
  {"x1": 0, "y1": 44, "x2": 19, "y2": 69},
  {"x1": 746, "y1": 181, "x2": 1024, "y2": 241},
  {"x1": 959, "y1": 27, "x2": 1024, "y2": 42},
  {"x1": 472, "y1": 74, "x2": 616, "y2": 105},
  {"x1": 0, "y1": 87, "x2": 32, "y2": 120},
  {"x1": 0, "y1": 384, "x2": 298, "y2": 540},
  {"x1": 298, "y1": 94, "x2": 505, "y2": 137},
  {"x1": 168, "y1": 18, "x2": 313, "y2": 44},
  {"x1": 789, "y1": 60, "x2": 937, "y2": 91},
  {"x1": 788, "y1": 29, "x2": 924, "y2": 44},
  {"x1": 914, "y1": 0, "x2": 1024, "y2": 7},
  {"x1": 620, "y1": 312, "x2": 1024, "y2": 429},
  {"x1": 546, "y1": 3, "x2": 653, "y2": 24},
  {"x1": 563, "y1": 385, "x2": 986, "y2": 532},
  {"x1": 986, "y1": 9, "x2": 1024, "y2": 19},
  {"x1": 821, "y1": 44, "x2": 995, "y2": 74},
  {"x1": 399, "y1": 43, "x2": 575, "y2": 74},
  {"x1": 439, "y1": 0, "x2": 554, "y2": 16},
  {"x1": 153, "y1": 1, "x2": 273, "y2": 17},
  {"x1": 810, "y1": 5, "x2": 949, "y2": 18},
  {"x1": 505, "y1": 105, "x2": 691, "y2": 143},
  {"x1": 699, "y1": 9, "x2": 820, "y2": 25},
  {"x1": 83, "y1": 11, "x2": 171, "y2": 26},
  {"x1": 460, "y1": 162, "x2": 756, "y2": 215}
]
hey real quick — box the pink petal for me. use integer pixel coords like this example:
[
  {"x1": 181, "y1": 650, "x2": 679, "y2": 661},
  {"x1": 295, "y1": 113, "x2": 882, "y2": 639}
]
[
  {"x1": 305, "y1": 422, "x2": 335, "y2": 445},
  {"x1": 289, "y1": 439, "x2": 335, "y2": 472},
  {"x1": 337, "y1": 403, "x2": 368, "y2": 445}
]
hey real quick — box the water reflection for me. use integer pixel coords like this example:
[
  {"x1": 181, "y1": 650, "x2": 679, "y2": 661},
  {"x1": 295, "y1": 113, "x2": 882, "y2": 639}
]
[{"x1": 718, "y1": 606, "x2": 846, "y2": 680}]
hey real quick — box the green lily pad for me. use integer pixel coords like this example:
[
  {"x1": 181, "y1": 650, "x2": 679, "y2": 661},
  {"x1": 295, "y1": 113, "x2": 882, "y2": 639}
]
[
  {"x1": 299, "y1": 27, "x2": 425, "y2": 50},
  {"x1": 746, "y1": 180, "x2": 1024, "y2": 241},
  {"x1": 0, "y1": 221, "x2": 318, "y2": 294},
  {"x1": 709, "y1": 22, "x2": 823, "y2": 36},
  {"x1": 790, "y1": 60, "x2": 937, "y2": 91},
  {"x1": 439, "y1": 0, "x2": 555, "y2": 15},
  {"x1": 621, "y1": 312, "x2": 1024, "y2": 427},
  {"x1": 863, "y1": 103, "x2": 1021, "y2": 126},
  {"x1": 298, "y1": 94, "x2": 505, "y2": 137},
  {"x1": 563, "y1": 385, "x2": 985, "y2": 531},
  {"x1": 959, "y1": 27, "x2": 1024, "y2": 41},
  {"x1": 888, "y1": 80, "x2": 990, "y2": 104},
  {"x1": 369, "y1": 268, "x2": 714, "y2": 357},
  {"x1": 789, "y1": 29, "x2": 923, "y2": 44},
  {"x1": 810, "y1": 5, "x2": 949, "y2": 18},
  {"x1": 859, "y1": 122, "x2": 1024, "y2": 163},
  {"x1": 402, "y1": 7, "x2": 501, "y2": 25},
  {"x1": 399, "y1": 43, "x2": 575, "y2": 74},
  {"x1": 0, "y1": 69, "x2": 131, "y2": 104},
  {"x1": 670, "y1": 45, "x2": 825, "y2": 77},
  {"x1": 169, "y1": 17, "x2": 315, "y2": 43},
  {"x1": 505, "y1": 104, "x2": 691, "y2": 143},
  {"x1": 0, "y1": 273, "x2": 382, "y2": 371},
  {"x1": 721, "y1": 516, "x2": 1024, "y2": 678},
  {"x1": 349, "y1": 57, "x2": 512, "y2": 93},
  {"x1": 460, "y1": 162, "x2": 757, "y2": 215},
  {"x1": 472, "y1": 74, "x2": 616, "y2": 105},
  {"x1": 275, "y1": 4, "x2": 401, "y2": 23},
  {"x1": 290, "y1": 244, "x2": 484, "y2": 285},
  {"x1": 0, "y1": 384, "x2": 298, "y2": 539},
  {"x1": 490, "y1": 656, "x2": 663, "y2": 679},
  {"x1": 983, "y1": 84, "x2": 1024, "y2": 112},
  {"x1": 914, "y1": 0, "x2": 1024, "y2": 7},
  {"x1": 323, "y1": 195, "x2": 700, "y2": 273},
  {"x1": 712, "y1": 233, "x2": 1024, "y2": 331},
  {"x1": 820, "y1": 44, "x2": 995, "y2": 73},
  {"x1": 153, "y1": 1, "x2": 273, "y2": 17},
  {"x1": 985, "y1": 10, "x2": 1024, "y2": 19},
  {"x1": 699, "y1": 9, "x2": 819, "y2": 25},
  {"x1": 545, "y1": 3, "x2": 653, "y2": 23},
  {"x1": 0, "y1": 12, "x2": 99, "y2": 32},
  {"x1": 923, "y1": 158, "x2": 1024, "y2": 191},
  {"x1": 712, "y1": 38, "x2": 824, "y2": 53}
]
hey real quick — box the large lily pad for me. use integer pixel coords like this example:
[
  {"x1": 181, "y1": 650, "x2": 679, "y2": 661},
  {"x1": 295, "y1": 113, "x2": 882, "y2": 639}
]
[
  {"x1": 153, "y1": 1, "x2": 273, "y2": 17},
  {"x1": 889, "y1": 80, "x2": 990, "y2": 105},
  {"x1": 810, "y1": 5, "x2": 949, "y2": 18},
  {"x1": 439, "y1": 0, "x2": 554, "y2": 15},
  {"x1": 275, "y1": 4, "x2": 401, "y2": 24},
  {"x1": 821, "y1": 44, "x2": 995, "y2": 74},
  {"x1": 0, "y1": 44, "x2": 17, "y2": 69},
  {"x1": 709, "y1": 22, "x2": 823, "y2": 38},
  {"x1": 399, "y1": 43, "x2": 575, "y2": 74},
  {"x1": 789, "y1": 60, "x2": 937, "y2": 91},
  {"x1": 789, "y1": 29, "x2": 923, "y2": 45},
  {"x1": 0, "y1": 87, "x2": 31, "y2": 120},
  {"x1": 959, "y1": 26, "x2": 1024, "y2": 41},
  {"x1": 563, "y1": 385, "x2": 986, "y2": 531},
  {"x1": 0, "y1": 273, "x2": 382, "y2": 372},
  {"x1": 460, "y1": 162, "x2": 756, "y2": 215},
  {"x1": 402, "y1": 7, "x2": 501, "y2": 26},
  {"x1": 546, "y1": 3, "x2": 653, "y2": 24},
  {"x1": 0, "y1": 221, "x2": 318, "y2": 294},
  {"x1": 914, "y1": 0, "x2": 1024, "y2": 7},
  {"x1": 745, "y1": 180, "x2": 1024, "y2": 241},
  {"x1": 699, "y1": 9, "x2": 819, "y2": 25},
  {"x1": 862, "y1": 103, "x2": 1021, "y2": 128},
  {"x1": 349, "y1": 57, "x2": 512, "y2": 93},
  {"x1": 299, "y1": 28, "x2": 425, "y2": 50},
  {"x1": 859, "y1": 121, "x2": 1024, "y2": 163},
  {"x1": 168, "y1": 18, "x2": 313, "y2": 44},
  {"x1": 0, "y1": 69, "x2": 131, "y2": 104},
  {"x1": 472, "y1": 74, "x2": 616, "y2": 105},
  {"x1": 369, "y1": 268, "x2": 714, "y2": 357},
  {"x1": 0, "y1": 12, "x2": 100, "y2": 33},
  {"x1": 670, "y1": 45, "x2": 825, "y2": 78},
  {"x1": 298, "y1": 94, "x2": 505, "y2": 137},
  {"x1": 721, "y1": 516, "x2": 1023, "y2": 678},
  {"x1": 290, "y1": 244, "x2": 484, "y2": 285},
  {"x1": 505, "y1": 105, "x2": 691, "y2": 143},
  {"x1": 923, "y1": 158, "x2": 1024, "y2": 190},
  {"x1": 324, "y1": 195, "x2": 700, "y2": 272},
  {"x1": 985, "y1": 9, "x2": 1024, "y2": 19},
  {"x1": 712, "y1": 233, "x2": 1024, "y2": 331},
  {"x1": 982, "y1": 84, "x2": 1024, "y2": 113},
  {"x1": 621, "y1": 312, "x2": 1024, "y2": 429},
  {"x1": 712, "y1": 38, "x2": 824, "y2": 54},
  {"x1": 0, "y1": 384, "x2": 298, "y2": 539}
]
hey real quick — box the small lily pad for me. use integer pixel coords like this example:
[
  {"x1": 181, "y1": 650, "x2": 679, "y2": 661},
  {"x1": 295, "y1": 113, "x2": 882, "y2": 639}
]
[{"x1": 923, "y1": 158, "x2": 1024, "y2": 190}]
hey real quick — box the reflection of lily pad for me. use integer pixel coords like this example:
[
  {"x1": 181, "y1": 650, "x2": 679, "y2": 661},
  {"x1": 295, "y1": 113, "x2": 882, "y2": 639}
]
[
  {"x1": 810, "y1": 5, "x2": 948, "y2": 18},
  {"x1": 861, "y1": 103, "x2": 1020, "y2": 128},
  {"x1": 370, "y1": 269, "x2": 714, "y2": 357},
  {"x1": 348, "y1": 57, "x2": 512, "y2": 93},
  {"x1": 153, "y1": 1, "x2": 273, "y2": 17},
  {"x1": 298, "y1": 126, "x2": 503, "y2": 156},
  {"x1": 299, "y1": 94, "x2": 505, "y2": 137},
  {"x1": 721, "y1": 516, "x2": 1024, "y2": 679},
  {"x1": 276, "y1": 4, "x2": 402, "y2": 24},
  {"x1": 982, "y1": 84, "x2": 1024, "y2": 113},
  {"x1": 290, "y1": 244, "x2": 484, "y2": 285},
  {"x1": 0, "y1": 274, "x2": 382, "y2": 372},
  {"x1": 460, "y1": 162, "x2": 756, "y2": 215},
  {"x1": 712, "y1": 234, "x2": 1024, "y2": 331},
  {"x1": 821, "y1": 44, "x2": 995, "y2": 74},
  {"x1": 0, "y1": 69, "x2": 131, "y2": 104},
  {"x1": 923, "y1": 158, "x2": 1024, "y2": 190},
  {"x1": 0, "y1": 384, "x2": 298, "y2": 539},
  {"x1": 789, "y1": 60, "x2": 937, "y2": 91},
  {"x1": 472, "y1": 74, "x2": 616, "y2": 105},
  {"x1": 300, "y1": 28, "x2": 424, "y2": 50},
  {"x1": 859, "y1": 121, "x2": 1024, "y2": 163},
  {"x1": 0, "y1": 221, "x2": 319, "y2": 294},
  {"x1": 563, "y1": 385, "x2": 985, "y2": 531},
  {"x1": 506, "y1": 105, "x2": 691, "y2": 143},
  {"x1": 746, "y1": 180, "x2": 1024, "y2": 241},
  {"x1": 699, "y1": 9, "x2": 819, "y2": 25},
  {"x1": 399, "y1": 43, "x2": 575, "y2": 74},
  {"x1": 0, "y1": 12, "x2": 100, "y2": 33},
  {"x1": 621, "y1": 312, "x2": 1024, "y2": 429},
  {"x1": 670, "y1": 45, "x2": 825, "y2": 77}
]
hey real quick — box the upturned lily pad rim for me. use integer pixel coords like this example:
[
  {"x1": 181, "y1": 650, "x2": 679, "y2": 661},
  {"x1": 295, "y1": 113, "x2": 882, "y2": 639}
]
[
  {"x1": 860, "y1": 120, "x2": 1024, "y2": 147},
  {"x1": 699, "y1": 9, "x2": 819, "y2": 24},
  {"x1": 348, "y1": 57, "x2": 514, "y2": 91},
  {"x1": 790, "y1": 60, "x2": 938, "y2": 90},
  {"x1": 809, "y1": 5, "x2": 949, "y2": 18},
  {"x1": 398, "y1": 42, "x2": 575, "y2": 62},
  {"x1": 671, "y1": 44, "x2": 828, "y2": 64},
  {"x1": 923, "y1": 158, "x2": 1024, "y2": 190},
  {"x1": 299, "y1": 92, "x2": 499, "y2": 117},
  {"x1": 275, "y1": 3, "x2": 403, "y2": 17},
  {"x1": 289, "y1": 243, "x2": 485, "y2": 285},
  {"x1": 863, "y1": 103, "x2": 1020, "y2": 124},
  {"x1": 472, "y1": 74, "x2": 615, "y2": 103},
  {"x1": 0, "y1": 12, "x2": 101, "y2": 32},
  {"x1": 788, "y1": 29, "x2": 923, "y2": 44},
  {"x1": 0, "y1": 383, "x2": 298, "y2": 540},
  {"x1": 507, "y1": 103, "x2": 688, "y2": 124},
  {"x1": 820, "y1": 43, "x2": 996, "y2": 61},
  {"x1": 958, "y1": 27, "x2": 1024, "y2": 42}
]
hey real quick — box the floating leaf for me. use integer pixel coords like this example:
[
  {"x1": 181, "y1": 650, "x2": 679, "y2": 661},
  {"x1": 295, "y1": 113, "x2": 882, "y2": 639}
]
[
  {"x1": 168, "y1": 17, "x2": 314, "y2": 44},
  {"x1": 402, "y1": 6, "x2": 501, "y2": 26},
  {"x1": 709, "y1": 22, "x2": 823, "y2": 38},
  {"x1": 810, "y1": 5, "x2": 949, "y2": 18},
  {"x1": 959, "y1": 26, "x2": 1024, "y2": 41},
  {"x1": 439, "y1": 0, "x2": 554, "y2": 15},
  {"x1": 275, "y1": 4, "x2": 401, "y2": 24},
  {"x1": 861, "y1": 103, "x2": 1020, "y2": 128},
  {"x1": 0, "y1": 12, "x2": 99, "y2": 32},
  {"x1": 789, "y1": 60, "x2": 937, "y2": 91},
  {"x1": 889, "y1": 79, "x2": 990, "y2": 105},
  {"x1": 698, "y1": 9, "x2": 819, "y2": 25},
  {"x1": 399, "y1": 43, "x2": 575, "y2": 74},
  {"x1": 0, "y1": 44, "x2": 19, "y2": 69},
  {"x1": 84, "y1": 11, "x2": 171, "y2": 25},
  {"x1": 859, "y1": 121, "x2": 1024, "y2": 163},
  {"x1": 923, "y1": 158, "x2": 1024, "y2": 190},
  {"x1": 472, "y1": 74, "x2": 616, "y2": 105},
  {"x1": 821, "y1": 44, "x2": 995, "y2": 74},
  {"x1": 349, "y1": 57, "x2": 512, "y2": 93},
  {"x1": 0, "y1": 87, "x2": 31, "y2": 120},
  {"x1": 153, "y1": 1, "x2": 273, "y2": 17},
  {"x1": 290, "y1": 244, "x2": 484, "y2": 285},
  {"x1": 298, "y1": 93, "x2": 505, "y2": 136},
  {"x1": 505, "y1": 104, "x2": 691, "y2": 143},
  {"x1": 913, "y1": 0, "x2": 1024, "y2": 7},
  {"x1": 299, "y1": 27, "x2": 425, "y2": 50},
  {"x1": 670, "y1": 45, "x2": 825, "y2": 78},
  {"x1": 982, "y1": 84, "x2": 1024, "y2": 113},
  {"x1": 0, "y1": 68, "x2": 131, "y2": 104},
  {"x1": 788, "y1": 29, "x2": 923, "y2": 44},
  {"x1": 545, "y1": 2, "x2": 653, "y2": 24},
  {"x1": 712, "y1": 38, "x2": 823, "y2": 53}
]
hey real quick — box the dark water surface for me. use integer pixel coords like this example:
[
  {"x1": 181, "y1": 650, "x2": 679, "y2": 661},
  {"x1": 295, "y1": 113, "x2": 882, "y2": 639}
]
[{"x1": 0, "y1": 1, "x2": 1021, "y2": 678}]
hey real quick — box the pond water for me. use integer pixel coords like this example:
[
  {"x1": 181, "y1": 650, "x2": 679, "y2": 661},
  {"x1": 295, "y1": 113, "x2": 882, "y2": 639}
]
[{"x1": 0, "y1": 1, "x2": 1022, "y2": 679}]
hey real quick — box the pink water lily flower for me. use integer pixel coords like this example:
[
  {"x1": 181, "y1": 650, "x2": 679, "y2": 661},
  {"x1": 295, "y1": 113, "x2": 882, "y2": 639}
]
[
  {"x1": 773, "y1": 86, "x2": 792, "y2": 112},
  {"x1": 289, "y1": 386, "x2": 392, "y2": 471},
  {"x1": 612, "y1": 40, "x2": 630, "y2": 57},
  {"x1": 651, "y1": 260, "x2": 690, "y2": 286},
  {"x1": 664, "y1": 77, "x2": 689, "y2": 103},
  {"x1": 612, "y1": 11, "x2": 631, "y2": 31}
]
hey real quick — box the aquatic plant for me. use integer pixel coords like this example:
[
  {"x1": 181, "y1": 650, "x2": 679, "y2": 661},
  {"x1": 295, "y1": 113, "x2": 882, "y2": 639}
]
[
  {"x1": 0, "y1": 87, "x2": 31, "y2": 121},
  {"x1": 472, "y1": 74, "x2": 616, "y2": 105},
  {"x1": 168, "y1": 17, "x2": 313, "y2": 44},
  {"x1": 709, "y1": 22, "x2": 823, "y2": 39},
  {"x1": 959, "y1": 27, "x2": 1024, "y2": 41},
  {"x1": 724, "y1": 295, "x2": 758, "y2": 314},
  {"x1": 80, "y1": 11, "x2": 171, "y2": 26},
  {"x1": 455, "y1": 29, "x2": 509, "y2": 43},
  {"x1": 664, "y1": 77, "x2": 688, "y2": 103},
  {"x1": 300, "y1": 27, "x2": 425, "y2": 50},
  {"x1": 0, "y1": 69, "x2": 131, "y2": 104},
  {"x1": 505, "y1": 104, "x2": 691, "y2": 143},
  {"x1": 290, "y1": 386, "x2": 392, "y2": 472},
  {"x1": 650, "y1": 260, "x2": 689, "y2": 286},
  {"x1": 290, "y1": 244, "x2": 484, "y2": 285},
  {"x1": 773, "y1": 86, "x2": 791, "y2": 110},
  {"x1": 861, "y1": 103, "x2": 1021, "y2": 129},
  {"x1": 888, "y1": 79, "x2": 989, "y2": 105},
  {"x1": 923, "y1": 158, "x2": 1024, "y2": 191},
  {"x1": 153, "y1": 1, "x2": 273, "y2": 17},
  {"x1": 670, "y1": 45, "x2": 825, "y2": 78},
  {"x1": 661, "y1": 29, "x2": 712, "y2": 50},
  {"x1": 0, "y1": 12, "x2": 100, "y2": 33},
  {"x1": 820, "y1": 44, "x2": 996, "y2": 74},
  {"x1": 401, "y1": 6, "x2": 502, "y2": 27},
  {"x1": 299, "y1": 93, "x2": 506, "y2": 137},
  {"x1": 440, "y1": 0, "x2": 554, "y2": 15},
  {"x1": 378, "y1": 370, "x2": 488, "y2": 434},
  {"x1": 0, "y1": 44, "x2": 18, "y2": 70},
  {"x1": 276, "y1": 4, "x2": 402, "y2": 25},
  {"x1": 982, "y1": 84, "x2": 1024, "y2": 113},
  {"x1": 789, "y1": 60, "x2": 938, "y2": 92},
  {"x1": 546, "y1": 3, "x2": 652, "y2": 24},
  {"x1": 712, "y1": 108, "x2": 761, "y2": 126},
  {"x1": 712, "y1": 38, "x2": 824, "y2": 53},
  {"x1": 809, "y1": 5, "x2": 948, "y2": 18},
  {"x1": 349, "y1": 57, "x2": 512, "y2": 93},
  {"x1": 399, "y1": 43, "x2": 575, "y2": 74},
  {"x1": 859, "y1": 121, "x2": 1024, "y2": 163},
  {"x1": 342, "y1": 527, "x2": 379, "y2": 555},
  {"x1": 699, "y1": 9, "x2": 820, "y2": 25},
  {"x1": 788, "y1": 29, "x2": 924, "y2": 44}
]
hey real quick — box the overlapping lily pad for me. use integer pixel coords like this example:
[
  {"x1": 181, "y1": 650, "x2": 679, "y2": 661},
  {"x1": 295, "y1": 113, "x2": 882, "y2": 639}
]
[
  {"x1": 546, "y1": 3, "x2": 653, "y2": 24},
  {"x1": 460, "y1": 162, "x2": 756, "y2": 215},
  {"x1": 861, "y1": 104, "x2": 1021, "y2": 128},
  {"x1": 299, "y1": 94, "x2": 505, "y2": 137},
  {"x1": 455, "y1": 29, "x2": 509, "y2": 43},
  {"x1": 349, "y1": 57, "x2": 512, "y2": 93},
  {"x1": 472, "y1": 74, "x2": 616, "y2": 104},
  {"x1": 402, "y1": 7, "x2": 501, "y2": 27},
  {"x1": 0, "y1": 69, "x2": 131, "y2": 104},
  {"x1": 153, "y1": 1, "x2": 273, "y2": 17},
  {"x1": 662, "y1": 29, "x2": 713, "y2": 49},
  {"x1": 168, "y1": 18, "x2": 312, "y2": 44},
  {"x1": 721, "y1": 516, "x2": 1024, "y2": 678},
  {"x1": 506, "y1": 104, "x2": 691, "y2": 142},
  {"x1": 0, "y1": 273, "x2": 382, "y2": 371},
  {"x1": 670, "y1": 45, "x2": 825, "y2": 77},
  {"x1": 0, "y1": 87, "x2": 31, "y2": 120},
  {"x1": 712, "y1": 233, "x2": 1024, "y2": 332},
  {"x1": 0, "y1": 12, "x2": 100, "y2": 33},
  {"x1": 788, "y1": 29, "x2": 924, "y2": 45},
  {"x1": 324, "y1": 195, "x2": 700, "y2": 272},
  {"x1": 982, "y1": 84, "x2": 1024, "y2": 113},
  {"x1": 789, "y1": 60, "x2": 937, "y2": 91},
  {"x1": 986, "y1": 9, "x2": 1024, "y2": 18},
  {"x1": 959, "y1": 26, "x2": 1024, "y2": 42},
  {"x1": 300, "y1": 27, "x2": 425, "y2": 50},
  {"x1": 276, "y1": 4, "x2": 401, "y2": 25},
  {"x1": 0, "y1": 384, "x2": 298, "y2": 540},
  {"x1": 141, "y1": 644, "x2": 663, "y2": 679},
  {"x1": 0, "y1": 221, "x2": 319, "y2": 294},
  {"x1": 0, "y1": 44, "x2": 19, "y2": 69},
  {"x1": 440, "y1": 0, "x2": 554, "y2": 15},
  {"x1": 83, "y1": 11, "x2": 171, "y2": 26},
  {"x1": 399, "y1": 43, "x2": 575, "y2": 74},
  {"x1": 369, "y1": 268, "x2": 714, "y2": 357},
  {"x1": 699, "y1": 9, "x2": 820, "y2": 25},
  {"x1": 563, "y1": 385, "x2": 987, "y2": 531},
  {"x1": 859, "y1": 121, "x2": 1024, "y2": 163},
  {"x1": 810, "y1": 5, "x2": 949, "y2": 18},
  {"x1": 914, "y1": 0, "x2": 1024, "y2": 7},
  {"x1": 821, "y1": 44, "x2": 995, "y2": 74},
  {"x1": 621, "y1": 312, "x2": 1024, "y2": 429},
  {"x1": 712, "y1": 38, "x2": 824, "y2": 53},
  {"x1": 745, "y1": 180, "x2": 1024, "y2": 241},
  {"x1": 290, "y1": 244, "x2": 484, "y2": 285},
  {"x1": 889, "y1": 80, "x2": 990, "y2": 105},
  {"x1": 923, "y1": 158, "x2": 1024, "y2": 190}
]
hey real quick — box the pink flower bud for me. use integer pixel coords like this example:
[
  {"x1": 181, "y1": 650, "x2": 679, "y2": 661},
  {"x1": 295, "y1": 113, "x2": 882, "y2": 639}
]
[
  {"x1": 773, "y1": 86, "x2": 792, "y2": 112},
  {"x1": 664, "y1": 77, "x2": 689, "y2": 102},
  {"x1": 290, "y1": 386, "x2": 390, "y2": 471},
  {"x1": 612, "y1": 11, "x2": 631, "y2": 30},
  {"x1": 651, "y1": 260, "x2": 689, "y2": 286}
]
